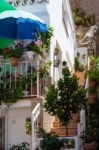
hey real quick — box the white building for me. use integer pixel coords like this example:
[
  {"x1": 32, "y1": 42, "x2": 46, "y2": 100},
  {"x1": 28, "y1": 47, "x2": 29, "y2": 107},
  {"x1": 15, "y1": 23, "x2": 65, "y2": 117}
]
[{"x1": 0, "y1": 0, "x2": 76, "y2": 149}]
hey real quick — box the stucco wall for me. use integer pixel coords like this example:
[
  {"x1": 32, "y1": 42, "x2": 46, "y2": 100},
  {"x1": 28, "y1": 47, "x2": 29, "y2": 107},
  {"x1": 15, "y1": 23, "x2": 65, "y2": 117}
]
[
  {"x1": 16, "y1": 0, "x2": 76, "y2": 75},
  {"x1": 2, "y1": 106, "x2": 32, "y2": 150},
  {"x1": 49, "y1": 0, "x2": 76, "y2": 73}
]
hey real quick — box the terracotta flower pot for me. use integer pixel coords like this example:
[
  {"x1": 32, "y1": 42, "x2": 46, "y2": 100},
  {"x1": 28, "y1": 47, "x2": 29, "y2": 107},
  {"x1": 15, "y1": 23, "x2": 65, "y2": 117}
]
[
  {"x1": 89, "y1": 81, "x2": 96, "y2": 88},
  {"x1": 27, "y1": 51, "x2": 35, "y2": 61},
  {"x1": 10, "y1": 57, "x2": 19, "y2": 67},
  {"x1": 88, "y1": 93, "x2": 96, "y2": 104},
  {"x1": 83, "y1": 143, "x2": 97, "y2": 150},
  {"x1": 31, "y1": 86, "x2": 37, "y2": 95}
]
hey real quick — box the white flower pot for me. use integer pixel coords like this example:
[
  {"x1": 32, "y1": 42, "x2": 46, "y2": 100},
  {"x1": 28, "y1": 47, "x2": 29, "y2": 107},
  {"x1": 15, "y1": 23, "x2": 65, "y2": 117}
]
[
  {"x1": 23, "y1": 90, "x2": 29, "y2": 97},
  {"x1": 27, "y1": 51, "x2": 35, "y2": 61}
]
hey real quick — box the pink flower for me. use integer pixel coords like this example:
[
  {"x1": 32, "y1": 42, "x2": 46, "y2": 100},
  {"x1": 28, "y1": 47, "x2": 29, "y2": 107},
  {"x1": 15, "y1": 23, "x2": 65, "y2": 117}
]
[{"x1": 34, "y1": 38, "x2": 42, "y2": 45}]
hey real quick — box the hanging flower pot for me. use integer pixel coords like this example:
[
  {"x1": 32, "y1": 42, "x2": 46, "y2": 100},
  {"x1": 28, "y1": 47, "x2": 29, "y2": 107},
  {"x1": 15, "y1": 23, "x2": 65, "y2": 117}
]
[
  {"x1": 54, "y1": 59, "x2": 60, "y2": 67},
  {"x1": 27, "y1": 51, "x2": 36, "y2": 61},
  {"x1": 10, "y1": 57, "x2": 19, "y2": 67}
]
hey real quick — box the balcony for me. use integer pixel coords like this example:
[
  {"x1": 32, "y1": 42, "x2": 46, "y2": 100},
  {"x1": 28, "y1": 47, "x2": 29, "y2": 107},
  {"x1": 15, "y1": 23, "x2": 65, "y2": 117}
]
[
  {"x1": 7, "y1": 0, "x2": 49, "y2": 7},
  {"x1": 0, "y1": 60, "x2": 50, "y2": 99}
]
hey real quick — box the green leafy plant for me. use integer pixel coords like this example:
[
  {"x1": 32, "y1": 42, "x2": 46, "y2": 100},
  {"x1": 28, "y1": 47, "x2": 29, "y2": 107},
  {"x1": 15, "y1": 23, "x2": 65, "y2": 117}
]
[
  {"x1": 63, "y1": 139, "x2": 75, "y2": 148},
  {"x1": 8, "y1": 47, "x2": 23, "y2": 59},
  {"x1": 0, "y1": 72, "x2": 23, "y2": 105},
  {"x1": 39, "y1": 60, "x2": 52, "y2": 78},
  {"x1": 44, "y1": 67, "x2": 87, "y2": 136},
  {"x1": 75, "y1": 57, "x2": 84, "y2": 71},
  {"x1": 9, "y1": 142, "x2": 29, "y2": 150},
  {"x1": 25, "y1": 117, "x2": 31, "y2": 135},
  {"x1": 88, "y1": 56, "x2": 99, "y2": 82},
  {"x1": 38, "y1": 128, "x2": 64, "y2": 150},
  {"x1": 72, "y1": 7, "x2": 96, "y2": 27},
  {"x1": 27, "y1": 27, "x2": 53, "y2": 57}
]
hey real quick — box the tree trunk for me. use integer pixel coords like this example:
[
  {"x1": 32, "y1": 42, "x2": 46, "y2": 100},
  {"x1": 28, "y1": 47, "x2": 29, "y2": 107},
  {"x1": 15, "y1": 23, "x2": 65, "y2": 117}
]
[{"x1": 65, "y1": 124, "x2": 68, "y2": 137}]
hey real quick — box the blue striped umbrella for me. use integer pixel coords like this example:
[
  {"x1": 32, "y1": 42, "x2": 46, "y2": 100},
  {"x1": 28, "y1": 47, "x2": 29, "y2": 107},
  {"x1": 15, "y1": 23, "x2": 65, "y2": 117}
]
[{"x1": 0, "y1": 0, "x2": 48, "y2": 40}]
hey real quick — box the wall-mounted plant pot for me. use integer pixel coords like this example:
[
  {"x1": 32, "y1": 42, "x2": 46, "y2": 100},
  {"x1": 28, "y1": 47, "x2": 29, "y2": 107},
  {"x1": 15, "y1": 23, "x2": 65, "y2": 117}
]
[
  {"x1": 77, "y1": 52, "x2": 80, "y2": 57},
  {"x1": 54, "y1": 59, "x2": 60, "y2": 67},
  {"x1": 54, "y1": 48, "x2": 59, "y2": 55},
  {"x1": 88, "y1": 93, "x2": 96, "y2": 104},
  {"x1": 10, "y1": 57, "x2": 19, "y2": 67},
  {"x1": 62, "y1": 61, "x2": 67, "y2": 66},
  {"x1": 27, "y1": 51, "x2": 36, "y2": 61}
]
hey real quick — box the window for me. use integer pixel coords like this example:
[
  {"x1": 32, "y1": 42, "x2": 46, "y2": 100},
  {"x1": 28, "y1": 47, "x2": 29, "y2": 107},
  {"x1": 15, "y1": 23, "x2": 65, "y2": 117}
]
[{"x1": 62, "y1": 1, "x2": 69, "y2": 37}]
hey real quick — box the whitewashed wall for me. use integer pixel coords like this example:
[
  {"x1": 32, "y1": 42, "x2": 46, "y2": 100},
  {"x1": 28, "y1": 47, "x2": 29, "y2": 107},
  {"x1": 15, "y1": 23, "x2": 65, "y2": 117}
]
[
  {"x1": 7, "y1": 108, "x2": 31, "y2": 149},
  {"x1": 49, "y1": 0, "x2": 76, "y2": 74},
  {"x1": 16, "y1": 0, "x2": 76, "y2": 77}
]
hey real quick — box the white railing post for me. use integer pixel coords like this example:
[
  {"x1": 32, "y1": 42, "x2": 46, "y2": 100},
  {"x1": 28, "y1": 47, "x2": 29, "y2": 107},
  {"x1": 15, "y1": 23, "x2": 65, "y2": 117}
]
[
  {"x1": 37, "y1": 58, "x2": 40, "y2": 98},
  {"x1": 31, "y1": 103, "x2": 40, "y2": 150}
]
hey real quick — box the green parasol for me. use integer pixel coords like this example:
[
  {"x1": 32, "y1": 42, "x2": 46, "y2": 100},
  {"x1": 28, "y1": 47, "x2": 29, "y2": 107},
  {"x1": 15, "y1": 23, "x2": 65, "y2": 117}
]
[{"x1": 0, "y1": 0, "x2": 16, "y2": 48}]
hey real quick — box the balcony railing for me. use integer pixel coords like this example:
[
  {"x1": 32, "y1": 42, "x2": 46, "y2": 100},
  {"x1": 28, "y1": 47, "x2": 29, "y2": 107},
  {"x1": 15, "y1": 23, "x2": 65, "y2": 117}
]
[
  {"x1": 7, "y1": 0, "x2": 49, "y2": 7},
  {"x1": 0, "y1": 60, "x2": 50, "y2": 98}
]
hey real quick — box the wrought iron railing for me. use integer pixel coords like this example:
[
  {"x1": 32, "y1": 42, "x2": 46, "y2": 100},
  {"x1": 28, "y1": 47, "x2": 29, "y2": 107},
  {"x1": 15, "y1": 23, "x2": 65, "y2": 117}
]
[
  {"x1": 0, "y1": 60, "x2": 50, "y2": 98},
  {"x1": 7, "y1": 0, "x2": 49, "y2": 7}
]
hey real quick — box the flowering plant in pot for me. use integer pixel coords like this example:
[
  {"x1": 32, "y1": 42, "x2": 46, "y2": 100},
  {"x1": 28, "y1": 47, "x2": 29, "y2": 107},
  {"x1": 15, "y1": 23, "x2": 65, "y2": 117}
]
[
  {"x1": 8, "y1": 47, "x2": 23, "y2": 67},
  {"x1": 3, "y1": 45, "x2": 23, "y2": 67},
  {"x1": 81, "y1": 115, "x2": 97, "y2": 150},
  {"x1": 26, "y1": 27, "x2": 53, "y2": 58}
]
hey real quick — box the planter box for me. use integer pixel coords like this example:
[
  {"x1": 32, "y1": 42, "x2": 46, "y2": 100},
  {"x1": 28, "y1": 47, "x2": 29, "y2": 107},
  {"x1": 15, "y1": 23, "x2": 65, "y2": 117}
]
[
  {"x1": 88, "y1": 93, "x2": 96, "y2": 104},
  {"x1": 83, "y1": 143, "x2": 97, "y2": 150}
]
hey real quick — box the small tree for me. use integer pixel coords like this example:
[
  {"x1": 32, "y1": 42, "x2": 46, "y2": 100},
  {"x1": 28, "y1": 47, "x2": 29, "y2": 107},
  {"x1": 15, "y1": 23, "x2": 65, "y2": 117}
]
[{"x1": 44, "y1": 67, "x2": 87, "y2": 136}]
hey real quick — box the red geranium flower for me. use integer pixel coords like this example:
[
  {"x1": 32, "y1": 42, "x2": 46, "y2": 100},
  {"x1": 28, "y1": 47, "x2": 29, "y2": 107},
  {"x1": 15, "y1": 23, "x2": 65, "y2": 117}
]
[{"x1": 4, "y1": 47, "x2": 10, "y2": 53}]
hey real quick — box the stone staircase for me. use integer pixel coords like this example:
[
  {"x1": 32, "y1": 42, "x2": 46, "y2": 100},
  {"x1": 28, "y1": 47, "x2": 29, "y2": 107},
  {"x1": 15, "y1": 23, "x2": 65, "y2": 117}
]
[
  {"x1": 51, "y1": 114, "x2": 79, "y2": 137},
  {"x1": 51, "y1": 71, "x2": 85, "y2": 137},
  {"x1": 75, "y1": 71, "x2": 86, "y2": 86},
  {"x1": 31, "y1": 97, "x2": 44, "y2": 128}
]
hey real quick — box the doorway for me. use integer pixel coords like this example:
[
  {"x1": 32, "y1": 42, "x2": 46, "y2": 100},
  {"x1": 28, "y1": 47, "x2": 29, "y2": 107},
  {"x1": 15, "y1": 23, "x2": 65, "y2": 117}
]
[{"x1": 0, "y1": 117, "x2": 5, "y2": 150}]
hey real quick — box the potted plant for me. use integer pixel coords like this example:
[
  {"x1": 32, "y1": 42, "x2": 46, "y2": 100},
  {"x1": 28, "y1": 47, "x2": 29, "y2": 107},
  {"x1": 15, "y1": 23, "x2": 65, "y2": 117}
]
[
  {"x1": 8, "y1": 47, "x2": 23, "y2": 67},
  {"x1": 75, "y1": 57, "x2": 84, "y2": 72},
  {"x1": 38, "y1": 128, "x2": 64, "y2": 150},
  {"x1": 88, "y1": 87, "x2": 97, "y2": 104},
  {"x1": 81, "y1": 114, "x2": 97, "y2": 150},
  {"x1": 0, "y1": 72, "x2": 23, "y2": 105},
  {"x1": 9, "y1": 142, "x2": 30, "y2": 150},
  {"x1": 25, "y1": 117, "x2": 31, "y2": 135},
  {"x1": 81, "y1": 128, "x2": 97, "y2": 150},
  {"x1": 44, "y1": 67, "x2": 87, "y2": 136}
]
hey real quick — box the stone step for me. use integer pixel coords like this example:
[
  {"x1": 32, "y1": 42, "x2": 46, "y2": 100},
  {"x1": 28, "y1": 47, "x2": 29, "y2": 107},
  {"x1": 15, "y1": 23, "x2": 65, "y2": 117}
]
[
  {"x1": 51, "y1": 127, "x2": 77, "y2": 137},
  {"x1": 53, "y1": 120, "x2": 78, "y2": 128}
]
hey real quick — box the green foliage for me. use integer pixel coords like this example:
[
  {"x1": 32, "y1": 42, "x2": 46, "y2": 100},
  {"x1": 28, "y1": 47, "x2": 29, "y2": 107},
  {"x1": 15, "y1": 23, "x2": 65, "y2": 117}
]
[
  {"x1": 63, "y1": 139, "x2": 75, "y2": 148},
  {"x1": 0, "y1": 72, "x2": 23, "y2": 104},
  {"x1": 73, "y1": 7, "x2": 96, "y2": 27},
  {"x1": 27, "y1": 27, "x2": 53, "y2": 57},
  {"x1": 75, "y1": 57, "x2": 84, "y2": 71},
  {"x1": 8, "y1": 47, "x2": 23, "y2": 59},
  {"x1": 88, "y1": 56, "x2": 99, "y2": 82},
  {"x1": 81, "y1": 114, "x2": 97, "y2": 143},
  {"x1": 44, "y1": 67, "x2": 87, "y2": 129},
  {"x1": 9, "y1": 142, "x2": 29, "y2": 150},
  {"x1": 39, "y1": 60, "x2": 52, "y2": 77},
  {"x1": 89, "y1": 87, "x2": 96, "y2": 94},
  {"x1": 38, "y1": 128, "x2": 64, "y2": 150},
  {"x1": 25, "y1": 117, "x2": 31, "y2": 135}
]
